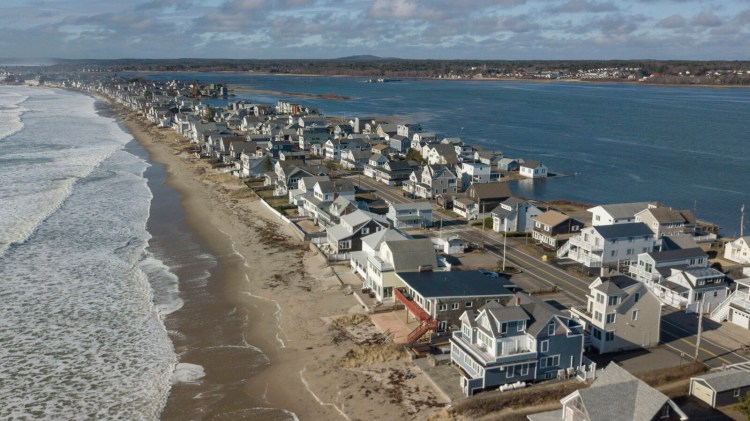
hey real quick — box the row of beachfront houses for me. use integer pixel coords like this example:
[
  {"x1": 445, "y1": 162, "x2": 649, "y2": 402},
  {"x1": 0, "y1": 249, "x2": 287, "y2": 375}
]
[
  {"x1": 91, "y1": 77, "x2": 550, "y2": 194},
  {"x1": 76, "y1": 77, "x2": 750, "y2": 403}
]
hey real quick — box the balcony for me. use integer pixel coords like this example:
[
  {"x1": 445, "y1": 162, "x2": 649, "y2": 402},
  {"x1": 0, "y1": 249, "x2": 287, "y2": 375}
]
[
  {"x1": 394, "y1": 288, "x2": 430, "y2": 322},
  {"x1": 568, "y1": 236, "x2": 603, "y2": 253}
]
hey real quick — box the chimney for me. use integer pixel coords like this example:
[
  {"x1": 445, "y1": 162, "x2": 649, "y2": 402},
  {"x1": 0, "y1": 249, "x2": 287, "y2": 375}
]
[{"x1": 600, "y1": 266, "x2": 607, "y2": 278}]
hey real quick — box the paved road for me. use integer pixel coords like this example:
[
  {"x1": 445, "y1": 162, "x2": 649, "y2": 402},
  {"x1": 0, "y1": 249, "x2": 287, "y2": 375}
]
[{"x1": 349, "y1": 174, "x2": 750, "y2": 368}]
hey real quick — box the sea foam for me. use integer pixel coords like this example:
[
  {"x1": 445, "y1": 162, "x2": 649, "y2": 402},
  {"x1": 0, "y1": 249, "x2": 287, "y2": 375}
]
[{"x1": 0, "y1": 86, "x2": 178, "y2": 419}]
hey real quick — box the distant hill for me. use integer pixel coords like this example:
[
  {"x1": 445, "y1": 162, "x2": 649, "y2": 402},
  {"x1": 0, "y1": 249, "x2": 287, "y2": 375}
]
[{"x1": 334, "y1": 55, "x2": 397, "y2": 61}]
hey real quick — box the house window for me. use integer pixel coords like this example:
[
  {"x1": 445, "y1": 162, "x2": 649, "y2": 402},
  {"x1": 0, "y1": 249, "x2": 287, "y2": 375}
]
[
  {"x1": 592, "y1": 328, "x2": 601, "y2": 339},
  {"x1": 520, "y1": 364, "x2": 529, "y2": 376},
  {"x1": 632, "y1": 310, "x2": 639, "y2": 321},
  {"x1": 634, "y1": 293, "x2": 640, "y2": 303},
  {"x1": 696, "y1": 292, "x2": 704, "y2": 301},
  {"x1": 735, "y1": 388, "x2": 742, "y2": 398},
  {"x1": 439, "y1": 304, "x2": 447, "y2": 311},
  {"x1": 451, "y1": 303, "x2": 459, "y2": 310},
  {"x1": 605, "y1": 331, "x2": 615, "y2": 341},
  {"x1": 541, "y1": 340, "x2": 549, "y2": 352},
  {"x1": 500, "y1": 323, "x2": 508, "y2": 334},
  {"x1": 465, "y1": 302, "x2": 473, "y2": 308},
  {"x1": 611, "y1": 250, "x2": 618, "y2": 257},
  {"x1": 506, "y1": 365, "x2": 515, "y2": 378},
  {"x1": 547, "y1": 323, "x2": 555, "y2": 335},
  {"x1": 517, "y1": 320, "x2": 525, "y2": 332},
  {"x1": 596, "y1": 293, "x2": 604, "y2": 304},
  {"x1": 608, "y1": 296, "x2": 618, "y2": 306},
  {"x1": 606, "y1": 314, "x2": 616, "y2": 324},
  {"x1": 362, "y1": 227, "x2": 370, "y2": 235},
  {"x1": 594, "y1": 311, "x2": 602, "y2": 322},
  {"x1": 660, "y1": 405, "x2": 670, "y2": 419}
]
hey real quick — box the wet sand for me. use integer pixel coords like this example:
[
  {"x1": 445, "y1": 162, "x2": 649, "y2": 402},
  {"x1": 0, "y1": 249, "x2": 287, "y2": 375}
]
[{"x1": 106, "y1": 101, "x2": 446, "y2": 420}]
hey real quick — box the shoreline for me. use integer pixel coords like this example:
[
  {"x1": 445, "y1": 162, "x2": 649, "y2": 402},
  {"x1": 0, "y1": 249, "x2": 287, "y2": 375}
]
[
  {"x1": 103, "y1": 96, "x2": 445, "y2": 419},
  {"x1": 121, "y1": 70, "x2": 750, "y2": 89}
]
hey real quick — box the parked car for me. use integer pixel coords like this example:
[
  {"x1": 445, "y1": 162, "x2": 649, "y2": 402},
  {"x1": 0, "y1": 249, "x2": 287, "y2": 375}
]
[{"x1": 478, "y1": 269, "x2": 499, "y2": 278}]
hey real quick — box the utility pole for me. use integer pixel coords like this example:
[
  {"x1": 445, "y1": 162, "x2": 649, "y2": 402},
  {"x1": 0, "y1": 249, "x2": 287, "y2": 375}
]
[
  {"x1": 695, "y1": 299, "x2": 704, "y2": 362},
  {"x1": 481, "y1": 202, "x2": 486, "y2": 250},
  {"x1": 503, "y1": 223, "x2": 508, "y2": 272}
]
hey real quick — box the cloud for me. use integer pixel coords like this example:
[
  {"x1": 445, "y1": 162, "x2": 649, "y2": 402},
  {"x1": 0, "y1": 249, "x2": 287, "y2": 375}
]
[
  {"x1": 367, "y1": 0, "x2": 419, "y2": 20},
  {"x1": 691, "y1": 10, "x2": 721, "y2": 27},
  {"x1": 367, "y1": 0, "x2": 526, "y2": 21},
  {"x1": 549, "y1": 0, "x2": 618, "y2": 14},
  {"x1": 657, "y1": 14, "x2": 685, "y2": 28}
]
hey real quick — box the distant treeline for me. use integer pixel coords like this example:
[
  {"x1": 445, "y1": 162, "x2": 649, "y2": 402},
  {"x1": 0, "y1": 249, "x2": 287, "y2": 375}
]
[{"x1": 8, "y1": 58, "x2": 750, "y2": 85}]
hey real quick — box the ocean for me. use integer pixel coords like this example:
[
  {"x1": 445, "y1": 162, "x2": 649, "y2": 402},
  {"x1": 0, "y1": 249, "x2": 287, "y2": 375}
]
[
  {"x1": 0, "y1": 86, "x2": 181, "y2": 418},
  {"x1": 136, "y1": 73, "x2": 750, "y2": 235}
]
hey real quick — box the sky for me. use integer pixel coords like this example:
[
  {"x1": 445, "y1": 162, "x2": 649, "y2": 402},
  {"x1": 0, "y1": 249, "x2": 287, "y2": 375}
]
[{"x1": 1, "y1": 0, "x2": 749, "y2": 60}]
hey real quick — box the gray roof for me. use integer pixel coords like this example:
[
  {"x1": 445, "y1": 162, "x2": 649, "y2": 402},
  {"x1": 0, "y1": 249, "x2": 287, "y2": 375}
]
[
  {"x1": 593, "y1": 222, "x2": 653, "y2": 239},
  {"x1": 590, "y1": 202, "x2": 652, "y2": 220},
  {"x1": 486, "y1": 305, "x2": 530, "y2": 324},
  {"x1": 693, "y1": 369, "x2": 750, "y2": 392},
  {"x1": 384, "y1": 238, "x2": 437, "y2": 271},
  {"x1": 516, "y1": 293, "x2": 568, "y2": 336},
  {"x1": 578, "y1": 363, "x2": 682, "y2": 421},
  {"x1": 593, "y1": 275, "x2": 638, "y2": 296},
  {"x1": 647, "y1": 247, "x2": 707, "y2": 262},
  {"x1": 526, "y1": 409, "x2": 563, "y2": 421},
  {"x1": 316, "y1": 180, "x2": 355, "y2": 194},
  {"x1": 390, "y1": 201, "x2": 433, "y2": 211},
  {"x1": 361, "y1": 229, "x2": 409, "y2": 251},
  {"x1": 397, "y1": 270, "x2": 513, "y2": 299}
]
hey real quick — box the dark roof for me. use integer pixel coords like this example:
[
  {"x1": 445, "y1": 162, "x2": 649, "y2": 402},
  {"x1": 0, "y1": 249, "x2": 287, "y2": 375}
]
[
  {"x1": 468, "y1": 182, "x2": 511, "y2": 201},
  {"x1": 647, "y1": 247, "x2": 707, "y2": 262},
  {"x1": 593, "y1": 222, "x2": 653, "y2": 239},
  {"x1": 397, "y1": 271, "x2": 513, "y2": 299},
  {"x1": 516, "y1": 293, "x2": 565, "y2": 336}
]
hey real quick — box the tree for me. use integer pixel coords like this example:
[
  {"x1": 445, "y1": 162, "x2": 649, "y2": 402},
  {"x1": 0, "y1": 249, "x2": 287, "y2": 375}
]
[
  {"x1": 736, "y1": 391, "x2": 750, "y2": 420},
  {"x1": 262, "y1": 156, "x2": 273, "y2": 172},
  {"x1": 405, "y1": 148, "x2": 425, "y2": 165},
  {"x1": 202, "y1": 105, "x2": 214, "y2": 122}
]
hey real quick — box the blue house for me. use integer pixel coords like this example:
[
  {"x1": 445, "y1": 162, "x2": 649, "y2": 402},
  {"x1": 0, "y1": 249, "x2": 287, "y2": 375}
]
[{"x1": 450, "y1": 293, "x2": 584, "y2": 396}]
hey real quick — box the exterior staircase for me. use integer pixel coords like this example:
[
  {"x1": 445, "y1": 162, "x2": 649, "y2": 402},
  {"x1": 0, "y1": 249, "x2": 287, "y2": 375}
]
[
  {"x1": 556, "y1": 240, "x2": 571, "y2": 259},
  {"x1": 407, "y1": 319, "x2": 438, "y2": 343},
  {"x1": 710, "y1": 292, "x2": 734, "y2": 322}
]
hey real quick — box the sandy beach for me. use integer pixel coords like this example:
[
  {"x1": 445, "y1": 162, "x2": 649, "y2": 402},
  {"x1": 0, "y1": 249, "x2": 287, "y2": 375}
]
[{"x1": 110, "y1": 101, "x2": 446, "y2": 420}]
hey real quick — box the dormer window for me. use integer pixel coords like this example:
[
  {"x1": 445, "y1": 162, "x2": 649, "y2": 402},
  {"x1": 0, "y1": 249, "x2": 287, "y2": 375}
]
[
  {"x1": 608, "y1": 296, "x2": 618, "y2": 306},
  {"x1": 517, "y1": 320, "x2": 526, "y2": 331},
  {"x1": 547, "y1": 323, "x2": 555, "y2": 335},
  {"x1": 500, "y1": 323, "x2": 507, "y2": 334}
]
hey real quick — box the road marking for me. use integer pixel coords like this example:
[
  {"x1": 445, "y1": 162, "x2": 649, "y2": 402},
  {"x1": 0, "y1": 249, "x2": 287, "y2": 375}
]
[{"x1": 661, "y1": 329, "x2": 734, "y2": 365}]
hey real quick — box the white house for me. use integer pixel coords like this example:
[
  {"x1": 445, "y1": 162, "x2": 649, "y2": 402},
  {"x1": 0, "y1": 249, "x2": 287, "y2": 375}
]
[
  {"x1": 655, "y1": 267, "x2": 730, "y2": 313},
  {"x1": 630, "y1": 247, "x2": 708, "y2": 288},
  {"x1": 558, "y1": 223, "x2": 655, "y2": 268},
  {"x1": 491, "y1": 197, "x2": 543, "y2": 234},
  {"x1": 587, "y1": 202, "x2": 654, "y2": 226},
  {"x1": 710, "y1": 275, "x2": 750, "y2": 329},
  {"x1": 724, "y1": 236, "x2": 750, "y2": 264},
  {"x1": 519, "y1": 160, "x2": 548, "y2": 178},
  {"x1": 456, "y1": 161, "x2": 491, "y2": 191}
]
